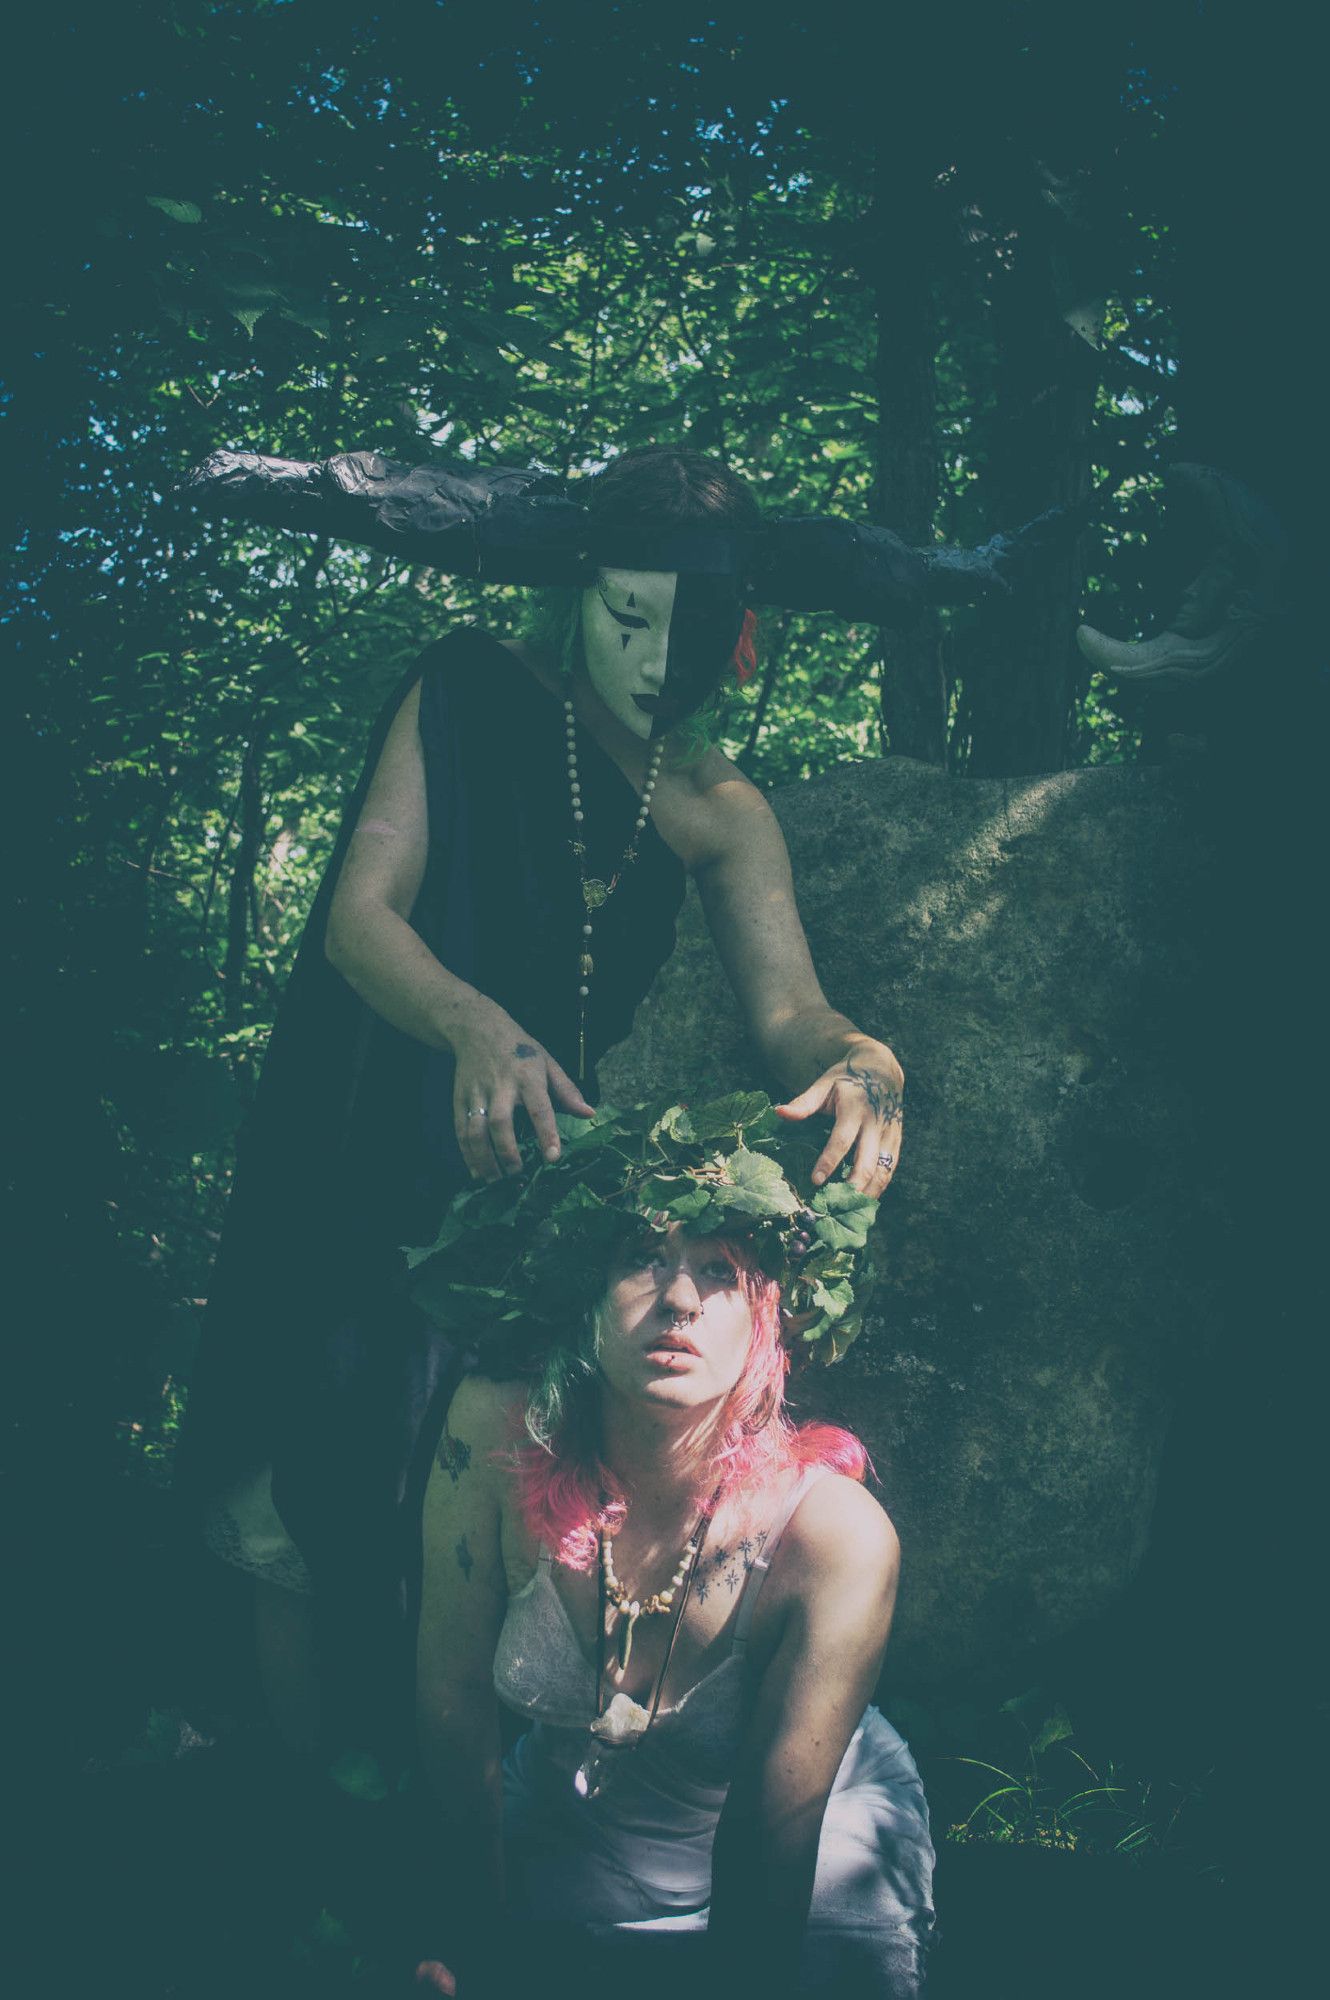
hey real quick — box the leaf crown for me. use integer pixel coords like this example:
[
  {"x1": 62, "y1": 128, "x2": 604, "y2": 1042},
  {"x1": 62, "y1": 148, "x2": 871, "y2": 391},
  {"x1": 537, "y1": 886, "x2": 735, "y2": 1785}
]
[{"x1": 406, "y1": 1091, "x2": 880, "y2": 1373}]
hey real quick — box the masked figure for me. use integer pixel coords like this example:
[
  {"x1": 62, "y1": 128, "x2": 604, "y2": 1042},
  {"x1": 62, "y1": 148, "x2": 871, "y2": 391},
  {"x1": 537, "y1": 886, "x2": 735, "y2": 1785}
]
[{"x1": 178, "y1": 442, "x2": 1042, "y2": 1765}]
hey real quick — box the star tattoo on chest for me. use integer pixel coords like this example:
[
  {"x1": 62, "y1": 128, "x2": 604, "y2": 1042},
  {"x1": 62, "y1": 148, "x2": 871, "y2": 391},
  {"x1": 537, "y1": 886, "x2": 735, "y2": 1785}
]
[{"x1": 692, "y1": 1529, "x2": 769, "y2": 1606}]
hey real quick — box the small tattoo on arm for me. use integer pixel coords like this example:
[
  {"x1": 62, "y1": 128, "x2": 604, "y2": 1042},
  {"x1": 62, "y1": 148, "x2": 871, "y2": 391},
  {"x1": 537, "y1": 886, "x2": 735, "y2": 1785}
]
[
  {"x1": 436, "y1": 1433, "x2": 472, "y2": 1484},
  {"x1": 513, "y1": 1043, "x2": 539, "y2": 1060},
  {"x1": 843, "y1": 1060, "x2": 905, "y2": 1124},
  {"x1": 455, "y1": 1535, "x2": 474, "y2": 1582}
]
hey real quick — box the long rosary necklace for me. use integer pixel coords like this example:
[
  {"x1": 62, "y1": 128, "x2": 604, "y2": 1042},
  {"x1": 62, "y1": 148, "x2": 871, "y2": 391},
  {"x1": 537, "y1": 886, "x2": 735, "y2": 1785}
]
[
  {"x1": 564, "y1": 696, "x2": 664, "y2": 1084},
  {"x1": 573, "y1": 1483, "x2": 722, "y2": 1802}
]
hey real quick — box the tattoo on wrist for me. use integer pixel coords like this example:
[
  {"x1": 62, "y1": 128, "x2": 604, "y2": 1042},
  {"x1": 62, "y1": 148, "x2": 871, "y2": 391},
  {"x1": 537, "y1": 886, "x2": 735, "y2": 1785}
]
[
  {"x1": 455, "y1": 1535, "x2": 474, "y2": 1582},
  {"x1": 513, "y1": 1042, "x2": 539, "y2": 1060},
  {"x1": 843, "y1": 1059, "x2": 905, "y2": 1123},
  {"x1": 436, "y1": 1433, "x2": 472, "y2": 1484}
]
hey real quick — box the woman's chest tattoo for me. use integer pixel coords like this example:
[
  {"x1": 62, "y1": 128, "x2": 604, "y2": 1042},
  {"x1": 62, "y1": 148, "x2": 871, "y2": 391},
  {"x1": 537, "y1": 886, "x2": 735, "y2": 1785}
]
[{"x1": 692, "y1": 1527, "x2": 769, "y2": 1605}]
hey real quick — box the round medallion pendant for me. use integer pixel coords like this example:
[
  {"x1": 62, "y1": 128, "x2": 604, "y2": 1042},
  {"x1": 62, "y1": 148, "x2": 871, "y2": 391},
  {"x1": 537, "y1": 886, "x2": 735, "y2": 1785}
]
[{"x1": 582, "y1": 879, "x2": 610, "y2": 911}]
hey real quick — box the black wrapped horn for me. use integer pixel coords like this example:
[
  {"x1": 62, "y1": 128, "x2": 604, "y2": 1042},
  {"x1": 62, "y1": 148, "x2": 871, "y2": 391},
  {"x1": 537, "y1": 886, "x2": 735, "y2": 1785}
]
[
  {"x1": 182, "y1": 446, "x2": 1061, "y2": 628},
  {"x1": 181, "y1": 448, "x2": 591, "y2": 586}
]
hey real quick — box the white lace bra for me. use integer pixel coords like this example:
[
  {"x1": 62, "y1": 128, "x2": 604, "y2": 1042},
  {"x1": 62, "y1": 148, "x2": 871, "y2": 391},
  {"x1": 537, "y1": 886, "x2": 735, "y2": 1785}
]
[{"x1": 493, "y1": 1467, "x2": 831, "y2": 1792}]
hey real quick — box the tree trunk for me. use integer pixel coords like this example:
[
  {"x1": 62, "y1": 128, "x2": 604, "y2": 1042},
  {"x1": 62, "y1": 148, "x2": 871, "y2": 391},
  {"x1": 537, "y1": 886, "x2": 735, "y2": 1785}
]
[
  {"x1": 871, "y1": 141, "x2": 945, "y2": 764},
  {"x1": 223, "y1": 726, "x2": 270, "y2": 1042},
  {"x1": 963, "y1": 212, "x2": 1095, "y2": 778}
]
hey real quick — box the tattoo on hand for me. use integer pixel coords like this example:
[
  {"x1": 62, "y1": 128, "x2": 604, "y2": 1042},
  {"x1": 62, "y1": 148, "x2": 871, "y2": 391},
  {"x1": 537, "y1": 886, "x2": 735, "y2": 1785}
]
[
  {"x1": 513, "y1": 1042, "x2": 539, "y2": 1060},
  {"x1": 455, "y1": 1535, "x2": 474, "y2": 1582},
  {"x1": 436, "y1": 1433, "x2": 472, "y2": 1484},
  {"x1": 843, "y1": 1060, "x2": 905, "y2": 1124}
]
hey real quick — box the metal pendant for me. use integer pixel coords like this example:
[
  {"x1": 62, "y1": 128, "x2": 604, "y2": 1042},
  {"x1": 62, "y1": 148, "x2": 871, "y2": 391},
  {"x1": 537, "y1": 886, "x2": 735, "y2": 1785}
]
[{"x1": 582, "y1": 878, "x2": 609, "y2": 910}]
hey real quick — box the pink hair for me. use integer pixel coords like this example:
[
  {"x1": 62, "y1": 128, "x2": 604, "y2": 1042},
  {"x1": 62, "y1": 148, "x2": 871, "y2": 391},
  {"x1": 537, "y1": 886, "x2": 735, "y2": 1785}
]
[{"x1": 512, "y1": 1247, "x2": 869, "y2": 1570}]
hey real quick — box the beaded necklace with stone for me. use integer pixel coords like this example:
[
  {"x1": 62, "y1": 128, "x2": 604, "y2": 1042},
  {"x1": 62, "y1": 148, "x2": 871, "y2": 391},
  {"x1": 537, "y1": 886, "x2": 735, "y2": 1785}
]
[
  {"x1": 599, "y1": 1502, "x2": 707, "y2": 1676},
  {"x1": 564, "y1": 696, "x2": 665, "y2": 1084}
]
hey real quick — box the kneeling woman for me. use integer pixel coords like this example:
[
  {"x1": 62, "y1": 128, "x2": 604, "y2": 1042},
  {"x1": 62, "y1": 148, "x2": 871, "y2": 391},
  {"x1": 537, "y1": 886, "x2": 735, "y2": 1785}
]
[{"x1": 414, "y1": 1212, "x2": 935, "y2": 1996}]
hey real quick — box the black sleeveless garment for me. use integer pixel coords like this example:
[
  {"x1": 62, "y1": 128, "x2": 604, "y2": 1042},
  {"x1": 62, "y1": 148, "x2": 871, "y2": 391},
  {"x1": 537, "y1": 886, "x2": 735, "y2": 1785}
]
[{"x1": 178, "y1": 628, "x2": 687, "y2": 1747}]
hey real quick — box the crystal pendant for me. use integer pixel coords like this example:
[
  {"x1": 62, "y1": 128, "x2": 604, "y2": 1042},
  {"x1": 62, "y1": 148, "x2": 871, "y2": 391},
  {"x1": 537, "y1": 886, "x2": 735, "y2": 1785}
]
[
  {"x1": 573, "y1": 1693, "x2": 652, "y2": 1800},
  {"x1": 582, "y1": 879, "x2": 609, "y2": 910},
  {"x1": 572, "y1": 1748, "x2": 607, "y2": 1801}
]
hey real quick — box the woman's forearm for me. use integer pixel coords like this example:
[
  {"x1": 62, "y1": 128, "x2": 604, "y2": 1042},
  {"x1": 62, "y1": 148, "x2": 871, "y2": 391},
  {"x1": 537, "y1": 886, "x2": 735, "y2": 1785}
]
[
  {"x1": 325, "y1": 895, "x2": 492, "y2": 1053},
  {"x1": 707, "y1": 1802, "x2": 822, "y2": 1998},
  {"x1": 416, "y1": 1708, "x2": 507, "y2": 1972},
  {"x1": 761, "y1": 1005, "x2": 879, "y2": 1094}
]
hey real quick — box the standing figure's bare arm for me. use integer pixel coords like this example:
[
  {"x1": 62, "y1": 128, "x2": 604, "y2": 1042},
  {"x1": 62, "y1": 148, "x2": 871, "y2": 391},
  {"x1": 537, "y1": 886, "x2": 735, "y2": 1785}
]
[
  {"x1": 688, "y1": 757, "x2": 906, "y2": 1198},
  {"x1": 323, "y1": 676, "x2": 592, "y2": 1179}
]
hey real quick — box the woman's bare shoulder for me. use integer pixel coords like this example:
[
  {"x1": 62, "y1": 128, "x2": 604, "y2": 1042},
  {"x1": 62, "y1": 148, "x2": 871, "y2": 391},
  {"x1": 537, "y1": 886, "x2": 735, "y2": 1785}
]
[
  {"x1": 444, "y1": 1372, "x2": 526, "y2": 1450},
  {"x1": 783, "y1": 1473, "x2": 900, "y2": 1583},
  {"x1": 662, "y1": 741, "x2": 781, "y2": 872}
]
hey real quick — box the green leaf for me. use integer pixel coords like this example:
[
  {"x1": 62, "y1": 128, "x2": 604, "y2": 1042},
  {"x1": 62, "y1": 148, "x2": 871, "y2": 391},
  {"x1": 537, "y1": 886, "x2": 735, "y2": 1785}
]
[
  {"x1": 146, "y1": 195, "x2": 202, "y2": 224},
  {"x1": 230, "y1": 305, "x2": 265, "y2": 338},
  {"x1": 1032, "y1": 1707, "x2": 1075, "y2": 1755},
  {"x1": 547, "y1": 1184, "x2": 609, "y2": 1220},
  {"x1": 808, "y1": 1180, "x2": 878, "y2": 1250},
  {"x1": 553, "y1": 1111, "x2": 598, "y2": 1141},
  {"x1": 659, "y1": 1184, "x2": 718, "y2": 1224},
  {"x1": 636, "y1": 1173, "x2": 710, "y2": 1219},
  {"x1": 689, "y1": 1091, "x2": 775, "y2": 1142},
  {"x1": 712, "y1": 1147, "x2": 801, "y2": 1219},
  {"x1": 649, "y1": 1103, "x2": 695, "y2": 1144},
  {"x1": 811, "y1": 1275, "x2": 853, "y2": 1320},
  {"x1": 279, "y1": 307, "x2": 330, "y2": 338}
]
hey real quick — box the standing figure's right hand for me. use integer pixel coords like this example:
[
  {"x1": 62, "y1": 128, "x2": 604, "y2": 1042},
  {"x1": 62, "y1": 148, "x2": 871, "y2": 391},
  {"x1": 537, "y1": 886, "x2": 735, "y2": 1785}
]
[{"x1": 451, "y1": 996, "x2": 594, "y2": 1181}]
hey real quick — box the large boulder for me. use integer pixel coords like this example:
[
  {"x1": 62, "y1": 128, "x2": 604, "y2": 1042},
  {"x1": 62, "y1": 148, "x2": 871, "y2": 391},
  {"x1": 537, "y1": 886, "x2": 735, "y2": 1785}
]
[{"x1": 601, "y1": 755, "x2": 1224, "y2": 1687}]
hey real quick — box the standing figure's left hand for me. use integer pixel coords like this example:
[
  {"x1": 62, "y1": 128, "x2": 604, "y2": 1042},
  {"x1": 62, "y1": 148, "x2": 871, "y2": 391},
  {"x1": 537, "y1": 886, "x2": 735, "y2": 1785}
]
[{"x1": 774, "y1": 1042, "x2": 905, "y2": 1197}]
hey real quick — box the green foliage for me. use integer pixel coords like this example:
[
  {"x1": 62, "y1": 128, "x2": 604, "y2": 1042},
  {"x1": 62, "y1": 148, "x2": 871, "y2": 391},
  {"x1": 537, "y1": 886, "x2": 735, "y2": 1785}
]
[
  {"x1": 890, "y1": 1688, "x2": 1210, "y2": 1867},
  {"x1": 9, "y1": 5, "x2": 1178, "y2": 1466},
  {"x1": 407, "y1": 1093, "x2": 878, "y2": 1371}
]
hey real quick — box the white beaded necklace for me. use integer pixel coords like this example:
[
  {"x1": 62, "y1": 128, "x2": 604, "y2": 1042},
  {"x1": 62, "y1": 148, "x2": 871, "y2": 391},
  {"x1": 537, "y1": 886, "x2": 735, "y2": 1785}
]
[{"x1": 564, "y1": 696, "x2": 665, "y2": 1084}]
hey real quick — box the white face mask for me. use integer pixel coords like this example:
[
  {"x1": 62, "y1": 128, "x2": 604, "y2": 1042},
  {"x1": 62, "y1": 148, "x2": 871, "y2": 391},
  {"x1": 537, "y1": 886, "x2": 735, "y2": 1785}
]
[{"x1": 580, "y1": 567, "x2": 679, "y2": 740}]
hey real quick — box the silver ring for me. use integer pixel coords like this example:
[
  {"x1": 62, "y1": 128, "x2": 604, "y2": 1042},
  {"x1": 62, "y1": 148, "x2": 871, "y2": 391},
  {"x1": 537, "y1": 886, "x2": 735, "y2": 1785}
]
[
  {"x1": 466, "y1": 1108, "x2": 488, "y2": 1120},
  {"x1": 877, "y1": 1153, "x2": 894, "y2": 1169}
]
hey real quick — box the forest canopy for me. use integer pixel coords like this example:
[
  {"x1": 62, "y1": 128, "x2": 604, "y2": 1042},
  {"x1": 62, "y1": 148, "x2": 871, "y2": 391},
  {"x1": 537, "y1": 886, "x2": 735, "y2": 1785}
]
[{"x1": 7, "y1": 0, "x2": 1191, "y2": 1463}]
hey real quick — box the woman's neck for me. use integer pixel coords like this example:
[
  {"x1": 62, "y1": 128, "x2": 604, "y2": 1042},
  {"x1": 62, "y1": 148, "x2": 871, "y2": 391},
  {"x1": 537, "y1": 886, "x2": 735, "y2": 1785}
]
[
  {"x1": 508, "y1": 635, "x2": 667, "y2": 782},
  {"x1": 598, "y1": 1388, "x2": 722, "y2": 1515}
]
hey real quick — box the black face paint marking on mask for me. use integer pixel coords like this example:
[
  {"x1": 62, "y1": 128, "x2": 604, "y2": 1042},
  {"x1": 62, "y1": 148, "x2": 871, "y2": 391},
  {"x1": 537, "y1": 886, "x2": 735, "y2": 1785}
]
[{"x1": 597, "y1": 578, "x2": 650, "y2": 637}]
